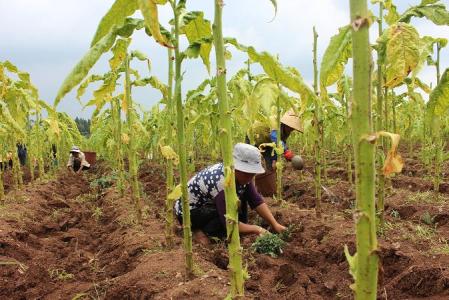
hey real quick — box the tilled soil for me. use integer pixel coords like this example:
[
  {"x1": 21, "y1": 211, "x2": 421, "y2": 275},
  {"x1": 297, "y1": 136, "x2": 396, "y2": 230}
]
[{"x1": 1, "y1": 155, "x2": 449, "y2": 299}]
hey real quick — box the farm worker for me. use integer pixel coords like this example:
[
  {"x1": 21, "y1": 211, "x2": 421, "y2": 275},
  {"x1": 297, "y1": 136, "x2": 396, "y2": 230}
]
[
  {"x1": 17, "y1": 143, "x2": 27, "y2": 166},
  {"x1": 0, "y1": 151, "x2": 14, "y2": 170},
  {"x1": 252, "y1": 109, "x2": 303, "y2": 170},
  {"x1": 174, "y1": 143, "x2": 286, "y2": 245},
  {"x1": 67, "y1": 146, "x2": 90, "y2": 174},
  {"x1": 249, "y1": 109, "x2": 303, "y2": 196}
]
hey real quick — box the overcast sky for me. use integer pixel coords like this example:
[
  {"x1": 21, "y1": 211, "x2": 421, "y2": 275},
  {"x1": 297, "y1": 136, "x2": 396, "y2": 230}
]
[{"x1": 1, "y1": 0, "x2": 448, "y2": 118}]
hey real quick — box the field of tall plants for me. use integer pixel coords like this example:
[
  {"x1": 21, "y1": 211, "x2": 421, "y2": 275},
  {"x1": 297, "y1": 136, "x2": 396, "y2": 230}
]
[{"x1": 1, "y1": 0, "x2": 449, "y2": 299}]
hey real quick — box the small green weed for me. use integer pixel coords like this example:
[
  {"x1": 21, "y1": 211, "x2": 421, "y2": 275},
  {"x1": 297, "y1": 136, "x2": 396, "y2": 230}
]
[
  {"x1": 91, "y1": 207, "x2": 103, "y2": 221},
  {"x1": 390, "y1": 209, "x2": 400, "y2": 219},
  {"x1": 421, "y1": 211, "x2": 434, "y2": 225},
  {"x1": 251, "y1": 233, "x2": 285, "y2": 258}
]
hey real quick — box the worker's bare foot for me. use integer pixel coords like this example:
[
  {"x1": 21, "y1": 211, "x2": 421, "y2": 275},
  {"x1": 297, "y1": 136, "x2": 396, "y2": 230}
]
[{"x1": 193, "y1": 230, "x2": 210, "y2": 246}]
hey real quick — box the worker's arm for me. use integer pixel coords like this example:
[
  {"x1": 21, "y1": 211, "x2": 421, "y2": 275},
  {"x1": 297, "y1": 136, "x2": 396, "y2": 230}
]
[
  {"x1": 255, "y1": 203, "x2": 286, "y2": 233},
  {"x1": 238, "y1": 222, "x2": 267, "y2": 235}
]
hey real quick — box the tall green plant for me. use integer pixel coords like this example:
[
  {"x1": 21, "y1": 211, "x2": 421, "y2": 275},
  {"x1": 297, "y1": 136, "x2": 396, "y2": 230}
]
[
  {"x1": 345, "y1": 0, "x2": 379, "y2": 298},
  {"x1": 212, "y1": 0, "x2": 245, "y2": 296}
]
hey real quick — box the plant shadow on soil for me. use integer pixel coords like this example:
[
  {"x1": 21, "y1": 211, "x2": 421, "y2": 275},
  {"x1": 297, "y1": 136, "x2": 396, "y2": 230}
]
[{"x1": 1, "y1": 151, "x2": 449, "y2": 299}]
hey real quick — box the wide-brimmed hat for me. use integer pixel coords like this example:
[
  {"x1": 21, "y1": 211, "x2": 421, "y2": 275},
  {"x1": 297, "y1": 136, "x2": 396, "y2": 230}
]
[
  {"x1": 281, "y1": 109, "x2": 303, "y2": 132},
  {"x1": 70, "y1": 146, "x2": 81, "y2": 153},
  {"x1": 233, "y1": 143, "x2": 265, "y2": 174}
]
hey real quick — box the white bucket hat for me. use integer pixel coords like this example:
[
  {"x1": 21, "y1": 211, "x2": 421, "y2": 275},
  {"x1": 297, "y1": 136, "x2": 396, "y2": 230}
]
[
  {"x1": 70, "y1": 146, "x2": 81, "y2": 153},
  {"x1": 233, "y1": 143, "x2": 265, "y2": 174}
]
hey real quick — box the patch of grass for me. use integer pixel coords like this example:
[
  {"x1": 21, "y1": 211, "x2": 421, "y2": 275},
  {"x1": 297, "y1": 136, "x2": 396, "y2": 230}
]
[
  {"x1": 406, "y1": 191, "x2": 445, "y2": 204},
  {"x1": 414, "y1": 224, "x2": 435, "y2": 240},
  {"x1": 75, "y1": 193, "x2": 97, "y2": 203},
  {"x1": 431, "y1": 243, "x2": 449, "y2": 255},
  {"x1": 48, "y1": 268, "x2": 74, "y2": 281}
]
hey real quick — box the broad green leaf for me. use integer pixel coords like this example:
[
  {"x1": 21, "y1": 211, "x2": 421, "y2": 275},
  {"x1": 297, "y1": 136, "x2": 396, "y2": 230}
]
[
  {"x1": 0, "y1": 100, "x2": 25, "y2": 136},
  {"x1": 55, "y1": 18, "x2": 144, "y2": 106},
  {"x1": 244, "y1": 46, "x2": 316, "y2": 104},
  {"x1": 91, "y1": 0, "x2": 138, "y2": 46},
  {"x1": 183, "y1": 13, "x2": 212, "y2": 73},
  {"x1": 251, "y1": 78, "x2": 278, "y2": 116},
  {"x1": 320, "y1": 25, "x2": 352, "y2": 94},
  {"x1": 384, "y1": 23, "x2": 420, "y2": 88},
  {"x1": 399, "y1": 3, "x2": 449, "y2": 25},
  {"x1": 427, "y1": 68, "x2": 449, "y2": 116},
  {"x1": 55, "y1": 31, "x2": 116, "y2": 106},
  {"x1": 138, "y1": 0, "x2": 172, "y2": 48}
]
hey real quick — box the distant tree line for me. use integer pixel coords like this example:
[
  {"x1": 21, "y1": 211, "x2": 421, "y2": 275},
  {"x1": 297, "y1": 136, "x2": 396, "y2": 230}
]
[{"x1": 75, "y1": 117, "x2": 91, "y2": 137}]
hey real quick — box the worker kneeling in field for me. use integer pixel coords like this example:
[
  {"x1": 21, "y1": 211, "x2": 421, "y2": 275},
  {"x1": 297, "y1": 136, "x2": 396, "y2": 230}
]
[
  {"x1": 67, "y1": 146, "x2": 91, "y2": 175},
  {"x1": 174, "y1": 143, "x2": 286, "y2": 245}
]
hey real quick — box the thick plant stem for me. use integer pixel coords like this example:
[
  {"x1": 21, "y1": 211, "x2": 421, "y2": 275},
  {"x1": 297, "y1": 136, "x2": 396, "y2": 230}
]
[
  {"x1": 125, "y1": 54, "x2": 142, "y2": 223},
  {"x1": 312, "y1": 26, "x2": 322, "y2": 218},
  {"x1": 112, "y1": 98, "x2": 125, "y2": 196},
  {"x1": 213, "y1": 0, "x2": 245, "y2": 296},
  {"x1": 433, "y1": 43, "x2": 442, "y2": 193},
  {"x1": 276, "y1": 84, "x2": 283, "y2": 203},
  {"x1": 376, "y1": 1, "x2": 385, "y2": 230},
  {"x1": 349, "y1": 0, "x2": 379, "y2": 299},
  {"x1": 171, "y1": 0, "x2": 193, "y2": 277},
  {"x1": 343, "y1": 77, "x2": 353, "y2": 185},
  {"x1": 165, "y1": 47, "x2": 175, "y2": 248}
]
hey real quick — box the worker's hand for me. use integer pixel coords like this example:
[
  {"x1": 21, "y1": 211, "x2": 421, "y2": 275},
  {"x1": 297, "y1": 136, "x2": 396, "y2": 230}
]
[
  {"x1": 272, "y1": 223, "x2": 287, "y2": 234},
  {"x1": 253, "y1": 225, "x2": 268, "y2": 236}
]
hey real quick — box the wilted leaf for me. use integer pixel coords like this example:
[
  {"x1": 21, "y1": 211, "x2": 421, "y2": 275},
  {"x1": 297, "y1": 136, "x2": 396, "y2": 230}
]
[
  {"x1": 138, "y1": 0, "x2": 172, "y2": 48},
  {"x1": 378, "y1": 131, "x2": 404, "y2": 176}
]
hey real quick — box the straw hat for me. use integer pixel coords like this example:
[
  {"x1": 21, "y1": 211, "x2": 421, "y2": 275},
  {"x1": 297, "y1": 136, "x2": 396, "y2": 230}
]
[{"x1": 281, "y1": 109, "x2": 303, "y2": 132}]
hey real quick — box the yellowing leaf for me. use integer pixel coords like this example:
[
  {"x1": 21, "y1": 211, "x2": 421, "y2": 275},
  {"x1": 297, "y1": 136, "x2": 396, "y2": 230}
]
[
  {"x1": 378, "y1": 131, "x2": 404, "y2": 176},
  {"x1": 384, "y1": 23, "x2": 420, "y2": 88},
  {"x1": 138, "y1": 0, "x2": 172, "y2": 48},
  {"x1": 168, "y1": 184, "x2": 182, "y2": 200},
  {"x1": 160, "y1": 145, "x2": 179, "y2": 165},
  {"x1": 121, "y1": 133, "x2": 130, "y2": 144}
]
